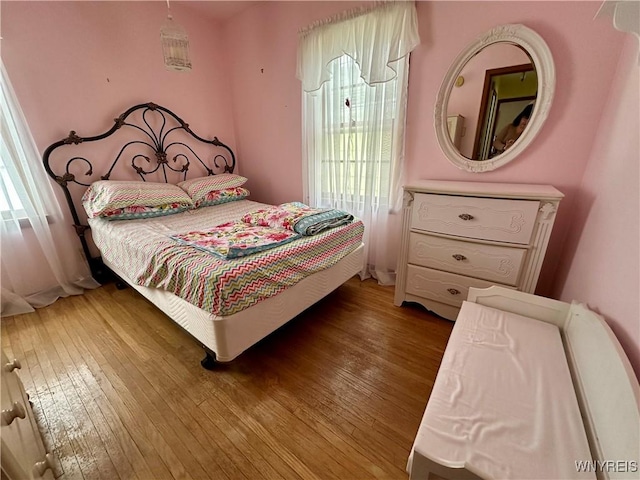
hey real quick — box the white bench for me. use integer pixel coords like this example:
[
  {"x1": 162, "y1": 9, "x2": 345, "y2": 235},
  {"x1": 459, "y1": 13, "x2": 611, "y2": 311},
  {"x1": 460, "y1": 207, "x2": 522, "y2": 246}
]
[{"x1": 408, "y1": 286, "x2": 640, "y2": 480}]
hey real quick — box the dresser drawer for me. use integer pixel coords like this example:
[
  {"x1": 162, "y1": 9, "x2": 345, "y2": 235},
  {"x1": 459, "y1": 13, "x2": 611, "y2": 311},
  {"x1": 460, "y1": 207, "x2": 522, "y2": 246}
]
[
  {"x1": 2, "y1": 367, "x2": 22, "y2": 410},
  {"x1": 405, "y1": 265, "x2": 512, "y2": 308},
  {"x1": 1, "y1": 353, "x2": 54, "y2": 480},
  {"x1": 408, "y1": 233, "x2": 527, "y2": 286},
  {"x1": 411, "y1": 193, "x2": 540, "y2": 244}
]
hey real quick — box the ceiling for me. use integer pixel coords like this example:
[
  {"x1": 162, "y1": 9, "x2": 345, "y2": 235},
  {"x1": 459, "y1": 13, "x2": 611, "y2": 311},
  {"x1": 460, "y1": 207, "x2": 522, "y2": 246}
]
[{"x1": 178, "y1": 1, "x2": 261, "y2": 21}]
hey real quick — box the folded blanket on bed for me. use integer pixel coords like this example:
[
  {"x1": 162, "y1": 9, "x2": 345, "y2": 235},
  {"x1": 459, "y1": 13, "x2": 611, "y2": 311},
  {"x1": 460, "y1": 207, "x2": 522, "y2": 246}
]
[
  {"x1": 170, "y1": 222, "x2": 300, "y2": 259},
  {"x1": 241, "y1": 202, "x2": 354, "y2": 236}
]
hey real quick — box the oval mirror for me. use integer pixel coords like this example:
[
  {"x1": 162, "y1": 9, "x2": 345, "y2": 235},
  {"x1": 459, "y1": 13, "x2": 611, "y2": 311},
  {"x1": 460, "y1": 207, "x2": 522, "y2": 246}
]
[{"x1": 434, "y1": 24, "x2": 555, "y2": 172}]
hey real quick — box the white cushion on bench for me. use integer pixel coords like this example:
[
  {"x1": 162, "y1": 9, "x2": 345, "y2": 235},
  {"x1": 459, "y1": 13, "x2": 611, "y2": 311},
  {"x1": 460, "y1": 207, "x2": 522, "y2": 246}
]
[{"x1": 409, "y1": 301, "x2": 594, "y2": 479}]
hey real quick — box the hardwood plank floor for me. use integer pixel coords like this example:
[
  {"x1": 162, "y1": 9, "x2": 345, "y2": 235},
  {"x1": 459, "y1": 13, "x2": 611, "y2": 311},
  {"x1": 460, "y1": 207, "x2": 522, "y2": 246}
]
[{"x1": 1, "y1": 277, "x2": 453, "y2": 480}]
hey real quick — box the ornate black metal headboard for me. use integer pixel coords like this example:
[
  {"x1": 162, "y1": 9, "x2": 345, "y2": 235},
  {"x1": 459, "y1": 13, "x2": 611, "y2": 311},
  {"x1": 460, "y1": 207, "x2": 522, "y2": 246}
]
[{"x1": 42, "y1": 102, "x2": 236, "y2": 281}]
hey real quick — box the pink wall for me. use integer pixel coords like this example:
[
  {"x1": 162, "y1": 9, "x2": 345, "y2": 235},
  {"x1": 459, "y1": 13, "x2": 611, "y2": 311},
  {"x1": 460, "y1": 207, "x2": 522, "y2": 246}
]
[
  {"x1": 223, "y1": 1, "x2": 368, "y2": 204},
  {"x1": 554, "y1": 35, "x2": 639, "y2": 377},
  {"x1": 1, "y1": 1, "x2": 237, "y2": 171}
]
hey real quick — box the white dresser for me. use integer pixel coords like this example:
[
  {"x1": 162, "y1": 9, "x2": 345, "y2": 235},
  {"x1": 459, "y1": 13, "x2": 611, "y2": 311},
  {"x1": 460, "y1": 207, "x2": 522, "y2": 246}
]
[
  {"x1": 1, "y1": 350, "x2": 55, "y2": 480},
  {"x1": 394, "y1": 181, "x2": 563, "y2": 321}
]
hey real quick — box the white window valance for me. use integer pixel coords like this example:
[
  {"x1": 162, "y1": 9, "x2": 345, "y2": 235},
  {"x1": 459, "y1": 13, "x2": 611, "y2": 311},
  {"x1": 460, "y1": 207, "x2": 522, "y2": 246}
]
[{"x1": 297, "y1": 1, "x2": 420, "y2": 92}]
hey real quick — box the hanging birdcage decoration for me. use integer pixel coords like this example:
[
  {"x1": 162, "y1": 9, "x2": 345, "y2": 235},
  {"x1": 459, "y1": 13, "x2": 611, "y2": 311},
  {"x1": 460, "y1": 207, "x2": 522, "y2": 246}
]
[{"x1": 160, "y1": 1, "x2": 192, "y2": 72}]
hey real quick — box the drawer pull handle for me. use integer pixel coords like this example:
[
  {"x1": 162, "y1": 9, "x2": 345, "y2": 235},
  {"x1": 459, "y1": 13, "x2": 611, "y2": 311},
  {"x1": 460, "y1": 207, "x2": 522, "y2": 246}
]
[
  {"x1": 33, "y1": 453, "x2": 56, "y2": 478},
  {"x1": 1, "y1": 401, "x2": 26, "y2": 426},
  {"x1": 452, "y1": 254, "x2": 467, "y2": 261},
  {"x1": 4, "y1": 358, "x2": 22, "y2": 372},
  {"x1": 458, "y1": 213, "x2": 474, "y2": 221},
  {"x1": 447, "y1": 288, "x2": 461, "y2": 295}
]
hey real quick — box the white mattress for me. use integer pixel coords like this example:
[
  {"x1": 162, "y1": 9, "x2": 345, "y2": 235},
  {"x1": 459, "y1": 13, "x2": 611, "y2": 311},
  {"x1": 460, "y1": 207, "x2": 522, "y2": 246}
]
[{"x1": 408, "y1": 301, "x2": 594, "y2": 480}]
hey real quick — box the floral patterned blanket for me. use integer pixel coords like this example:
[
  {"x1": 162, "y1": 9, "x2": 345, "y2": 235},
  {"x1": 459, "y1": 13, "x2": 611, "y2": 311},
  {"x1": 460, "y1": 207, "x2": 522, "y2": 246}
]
[
  {"x1": 170, "y1": 221, "x2": 300, "y2": 259},
  {"x1": 241, "y1": 202, "x2": 353, "y2": 236}
]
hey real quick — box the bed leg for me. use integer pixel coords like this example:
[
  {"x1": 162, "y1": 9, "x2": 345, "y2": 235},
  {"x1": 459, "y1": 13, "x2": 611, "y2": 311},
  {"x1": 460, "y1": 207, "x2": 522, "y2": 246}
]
[
  {"x1": 109, "y1": 270, "x2": 128, "y2": 290},
  {"x1": 200, "y1": 350, "x2": 217, "y2": 370}
]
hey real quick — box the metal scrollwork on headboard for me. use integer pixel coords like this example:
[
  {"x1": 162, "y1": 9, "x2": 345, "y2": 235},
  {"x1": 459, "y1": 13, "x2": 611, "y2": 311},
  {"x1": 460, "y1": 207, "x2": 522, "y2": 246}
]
[{"x1": 42, "y1": 102, "x2": 237, "y2": 281}]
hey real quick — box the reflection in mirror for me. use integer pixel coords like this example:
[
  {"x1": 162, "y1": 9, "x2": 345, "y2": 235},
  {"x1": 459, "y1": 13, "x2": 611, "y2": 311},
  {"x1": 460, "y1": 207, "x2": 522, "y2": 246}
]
[
  {"x1": 476, "y1": 65, "x2": 536, "y2": 159},
  {"x1": 434, "y1": 24, "x2": 555, "y2": 173},
  {"x1": 447, "y1": 43, "x2": 538, "y2": 160}
]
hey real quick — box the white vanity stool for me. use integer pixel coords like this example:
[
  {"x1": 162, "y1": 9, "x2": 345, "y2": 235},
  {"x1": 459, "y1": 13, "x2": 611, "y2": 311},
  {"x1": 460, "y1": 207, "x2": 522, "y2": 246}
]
[{"x1": 394, "y1": 180, "x2": 563, "y2": 321}]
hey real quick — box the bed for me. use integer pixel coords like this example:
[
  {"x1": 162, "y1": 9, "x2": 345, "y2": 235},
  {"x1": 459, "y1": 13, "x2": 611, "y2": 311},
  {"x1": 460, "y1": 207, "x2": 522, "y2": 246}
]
[
  {"x1": 407, "y1": 286, "x2": 640, "y2": 480},
  {"x1": 42, "y1": 102, "x2": 365, "y2": 367}
]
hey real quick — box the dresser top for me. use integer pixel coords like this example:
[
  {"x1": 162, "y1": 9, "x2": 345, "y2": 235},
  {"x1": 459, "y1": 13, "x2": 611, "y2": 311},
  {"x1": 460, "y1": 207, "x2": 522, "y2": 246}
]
[{"x1": 404, "y1": 180, "x2": 564, "y2": 200}]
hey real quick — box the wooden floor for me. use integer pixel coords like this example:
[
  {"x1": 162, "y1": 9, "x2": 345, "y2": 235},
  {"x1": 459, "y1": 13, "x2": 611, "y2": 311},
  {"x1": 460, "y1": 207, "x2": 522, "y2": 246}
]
[{"x1": 1, "y1": 277, "x2": 453, "y2": 480}]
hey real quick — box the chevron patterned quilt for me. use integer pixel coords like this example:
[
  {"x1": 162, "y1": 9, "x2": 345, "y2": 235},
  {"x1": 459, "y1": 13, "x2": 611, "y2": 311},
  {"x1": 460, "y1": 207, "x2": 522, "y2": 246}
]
[{"x1": 89, "y1": 200, "x2": 364, "y2": 316}]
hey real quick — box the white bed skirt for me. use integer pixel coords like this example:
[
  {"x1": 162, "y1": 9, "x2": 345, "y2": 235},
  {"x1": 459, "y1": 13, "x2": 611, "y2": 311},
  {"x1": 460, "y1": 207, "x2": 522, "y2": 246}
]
[{"x1": 104, "y1": 243, "x2": 364, "y2": 362}]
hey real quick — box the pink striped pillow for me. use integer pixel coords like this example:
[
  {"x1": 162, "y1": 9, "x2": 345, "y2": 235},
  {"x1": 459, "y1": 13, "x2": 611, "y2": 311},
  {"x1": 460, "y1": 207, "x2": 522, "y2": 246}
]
[
  {"x1": 82, "y1": 180, "x2": 193, "y2": 218},
  {"x1": 178, "y1": 174, "x2": 247, "y2": 207}
]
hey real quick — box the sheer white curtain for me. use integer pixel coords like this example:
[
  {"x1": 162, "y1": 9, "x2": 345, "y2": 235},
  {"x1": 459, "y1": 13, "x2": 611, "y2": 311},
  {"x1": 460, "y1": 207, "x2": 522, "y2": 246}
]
[
  {"x1": 1, "y1": 62, "x2": 98, "y2": 317},
  {"x1": 298, "y1": 2, "x2": 419, "y2": 284}
]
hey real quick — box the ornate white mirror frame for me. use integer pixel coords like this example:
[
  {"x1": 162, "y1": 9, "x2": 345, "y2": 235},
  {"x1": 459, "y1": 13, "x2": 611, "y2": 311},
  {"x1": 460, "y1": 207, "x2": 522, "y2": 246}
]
[{"x1": 434, "y1": 24, "x2": 556, "y2": 173}]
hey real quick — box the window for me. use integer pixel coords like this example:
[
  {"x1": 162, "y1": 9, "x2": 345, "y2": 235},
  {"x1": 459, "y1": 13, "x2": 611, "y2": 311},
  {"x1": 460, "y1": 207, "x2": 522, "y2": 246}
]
[
  {"x1": 0, "y1": 154, "x2": 27, "y2": 220},
  {"x1": 306, "y1": 53, "x2": 406, "y2": 212},
  {"x1": 298, "y1": 2, "x2": 419, "y2": 282},
  {"x1": 318, "y1": 54, "x2": 397, "y2": 208}
]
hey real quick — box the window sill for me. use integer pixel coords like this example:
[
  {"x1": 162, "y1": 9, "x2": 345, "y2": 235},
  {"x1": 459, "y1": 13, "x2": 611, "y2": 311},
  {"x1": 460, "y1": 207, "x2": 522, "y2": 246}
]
[{"x1": 1, "y1": 212, "x2": 53, "y2": 229}]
